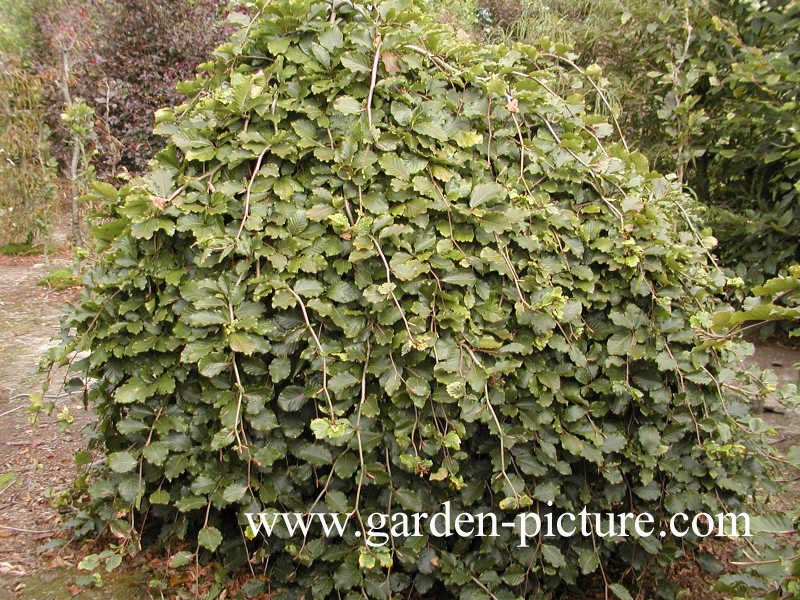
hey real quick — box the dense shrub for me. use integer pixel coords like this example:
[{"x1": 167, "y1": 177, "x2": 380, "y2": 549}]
[{"x1": 55, "y1": 0, "x2": 771, "y2": 597}]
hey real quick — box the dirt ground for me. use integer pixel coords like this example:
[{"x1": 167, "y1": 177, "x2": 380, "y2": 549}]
[
  {"x1": 752, "y1": 342, "x2": 800, "y2": 448},
  {"x1": 0, "y1": 253, "x2": 799, "y2": 599},
  {"x1": 0, "y1": 253, "x2": 97, "y2": 598}
]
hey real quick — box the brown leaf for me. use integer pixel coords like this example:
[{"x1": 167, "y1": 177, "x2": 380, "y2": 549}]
[
  {"x1": 0, "y1": 561, "x2": 26, "y2": 576},
  {"x1": 381, "y1": 51, "x2": 400, "y2": 74}
]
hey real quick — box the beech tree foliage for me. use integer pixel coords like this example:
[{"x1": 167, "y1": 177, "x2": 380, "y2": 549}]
[{"x1": 53, "y1": 0, "x2": 772, "y2": 597}]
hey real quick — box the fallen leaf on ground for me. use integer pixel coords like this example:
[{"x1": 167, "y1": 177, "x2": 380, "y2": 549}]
[{"x1": 0, "y1": 561, "x2": 25, "y2": 576}]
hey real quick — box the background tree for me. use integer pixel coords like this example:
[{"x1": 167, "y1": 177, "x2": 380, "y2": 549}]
[
  {"x1": 0, "y1": 0, "x2": 230, "y2": 248},
  {"x1": 86, "y1": 0, "x2": 227, "y2": 174},
  {"x1": 482, "y1": 0, "x2": 800, "y2": 285}
]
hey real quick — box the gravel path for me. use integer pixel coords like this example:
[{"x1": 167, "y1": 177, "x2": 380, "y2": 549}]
[{"x1": 0, "y1": 254, "x2": 86, "y2": 596}]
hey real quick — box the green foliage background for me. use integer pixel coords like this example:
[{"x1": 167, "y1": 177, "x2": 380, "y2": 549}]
[
  {"x1": 0, "y1": 63, "x2": 57, "y2": 246},
  {"x1": 488, "y1": 0, "x2": 800, "y2": 285},
  {"x1": 0, "y1": 0, "x2": 37, "y2": 56}
]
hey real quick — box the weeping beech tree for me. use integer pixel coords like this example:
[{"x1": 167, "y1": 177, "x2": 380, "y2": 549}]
[{"x1": 52, "y1": 0, "x2": 770, "y2": 596}]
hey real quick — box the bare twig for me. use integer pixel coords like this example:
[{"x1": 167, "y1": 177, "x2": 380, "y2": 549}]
[
  {"x1": 0, "y1": 405, "x2": 25, "y2": 418},
  {"x1": 369, "y1": 235, "x2": 418, "y2": 346},
  {"x1": 366, "y1": 33, "x2": 382, "y2": 131},
  {"x1": 236, "y1": 148, "x2": 269, "y2": 240},
  {"x1": 541, "y1": 53, "x2": 629, "y2": 152},
  {"x1": 0, "y1": 525, "x2": 55, "y2": 534},
  {"x1": 470, "y1": 577, "x2": 500, "y2": 600},
  {"x1": 284, "y1": 287, "x2": 335, "y2": 418}
]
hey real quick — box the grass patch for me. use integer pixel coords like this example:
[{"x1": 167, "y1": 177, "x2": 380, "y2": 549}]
[
  {"x1": 37, "y1": 267, "x2": 80, "y2": 290},
  {"x1": 0, "y1": 242, "x2": 57, "y2": 256}
]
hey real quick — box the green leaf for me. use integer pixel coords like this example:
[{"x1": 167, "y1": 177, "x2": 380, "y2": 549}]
[
  {"x1": 272, "y1": 289, "x2": 297, "y2": 309},
  {"x1": 390, "y1": 252, "x2": 429, "y2": 280},
  {"x1": 394, "y1": 488, "x2": 422, "y2": 511},
  {"x1": 249, "y1": 408, "x2": 278, "y2": 431},
  {"x1": 118, "y1": 476, "x2": 140, "y2": 504},
  {"x1": 391, "y1": 101, "x2": 414, "y2": 125},
  {"x1": 277, "y1": 385, "x2": 307, "y2": 411},
  {"x1": 655, "y1": 350, "x2": 677, "y2": 370},
  {"x1": 114, "y1": 379, "x2": 150, "y2": 404},
  {"x1": 169, "y1": 551, "x2": 195, "y2": 568},
  {"x1": 753, "y1": 277, "x2": 800, "y2": 297},
  {"x1": 310, "y1": 418, "x2": 330, "y2": 439},
  {"x1": 577, "y1": 547, "x2": 599, "y2": 574},
  {"x1": 749, "y1": 514, "x2": 794, "y2": 534},
  {"x1": 70, "y1": 450, "x2": 92, "y2": 468},
  {"x1": 378, "y1": 153, "x2": 426, "y2": 181},
  {"x1": 198, "y1": 354, "x2": 229, "y2": 378},
  {"x1": 198, "y1": 526, "x2": 223, "y2": 551},
  {"x1": 326, "y1": 489, "x2": 349, "y2": 512},
  {"x1": 175, "y1": 495, "x2": 207, "y2": 512},
  {"x1": 454, "y1": 130, "x2": 483, "y2": 148},
  {"x1": 333, "y1": 561, "x2": 361, "y2": 589},
  {"x1": 92, "y1": 181, "x2": 119, "y2": 201},
  {"x1": 328, "y1": 369, "x2": 359, "y2": 395},
  {"x1": 229, "y1": 332, "x2": 257, "y2": 355},
  {"x1": 638, "y1": 426, "x2": 661, "y2": 454},
  {"x1": 222, "y1": 483, "x2": 249, "y2": 504},
  {"x1": 108, "y1": 451, "x2": 138, "y2": 473},
  {"x1": 185, "y1": 310, "x2": 228, "y2": 327},
  {"x1": 327, "y1": 280, "x2": 360, "y2": 303},
  {"x1": 295, "y1": 443, "x2": 333, "y2": 466},
  {"x1": 181, "y1": 340, "x2": 216, "y2": 363},
  {"x1": 333, "y1": 95, "x2": 362, "y2": 115},
  {"x1": 117, "y1": 418, "x2": 147, "y2": 435},
  {"x1": 142, "y1": 442, "x2": 170, "y2": 466},
  {"x1": 78, "y1": 554, "x2": 101, "y2": 571},
  {"x1": 541, "y1": 544, "x2": 566, "y2": 568},
  {"x1": 150, "y1": 489, "x2": 171, "y2": 505},
  {"x1": 104, "y1": 553, "x2": 123, "y2": 572},
  {"x1": 358, "y1": 547, "x2": 376, "y2": 569},
  {"x1": 405, "y1": 376, "x2": 430, "y2": 398},
  {"x1": 533, "y1": 480, "x2": 559, "y2": 503},
  {"x1": 210, "y1": 428, "x2": 235, "y2": 450},
  {"x1": 608, "y1": 583, "x2": 634, "y2": 600},
  {"x1": 294, "y1": 278, "x2": 324, "y2": 297},
  {"x1": 441, "y1": 430, "x2": 461, "y2": 450},
  {"x1": 340, "y1": 53, "x2": 371, "y2": 73},
  {"x1": 412, "y1": 118, "x2": 448, "y2": 140},
  {"x1": 498, "y1": 496, "x2": 518, "y2": 510},
  {"x1": 269, "y1": 357, "x2": 291, "y2": 382},
  {"x1": 441, "y1": 271, "x2": 476, "y2": 286},
  {"x1": 607, "y1": 332, "x2": 634, "y2": 356},
  {"x1": 318, "y1": 26, "x2": 344, "y2": 51},
  {"x1": 470, "y1": 182, "x2": 506, "y2": 207}
]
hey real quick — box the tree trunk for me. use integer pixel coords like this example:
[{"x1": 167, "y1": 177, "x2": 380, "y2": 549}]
[
  {"x1": 60, "y1": 48, "x2": 83, "y2": 247},
  {"x1": 68, "y1": 141, "x2": 82, "y2": 247}
]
